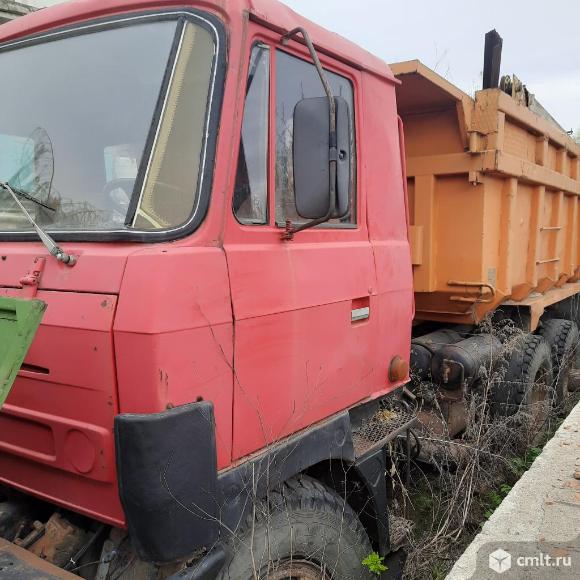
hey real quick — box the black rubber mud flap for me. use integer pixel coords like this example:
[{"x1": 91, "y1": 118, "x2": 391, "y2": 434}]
[
  {"x1": 383, "y1": 549, "x2": 407, "y2": 580},
  {"x1": 217, "y1": 412, "x2": 355, "y2": 536},
  {"x1": 115, "y1": 402, "x2": 218, "y2": 563},
  {"x1": 168, "y1": 546, "x2": 226, "y2": 580}
]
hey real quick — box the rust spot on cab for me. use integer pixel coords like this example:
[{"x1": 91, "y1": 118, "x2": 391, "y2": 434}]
[{"x1": 158, "y1": 369, "x2": 169, "y2": 387}]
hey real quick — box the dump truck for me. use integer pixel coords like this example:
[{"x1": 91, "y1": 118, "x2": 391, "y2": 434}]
[{"x1": 0, "y1": 1, "x2": 578, "y2": 579}]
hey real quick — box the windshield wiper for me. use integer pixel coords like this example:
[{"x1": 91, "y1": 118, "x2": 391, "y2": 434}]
[
  {"x1": 8, "y1": 184, "x2": 56, "y2": 212},
  {"x1": 0, "y1": 181, "x2": 76, "y2": 266}
]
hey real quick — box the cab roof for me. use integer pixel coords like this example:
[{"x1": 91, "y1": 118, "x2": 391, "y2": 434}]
[{"x1": 0, "y1": 0, "x2": 396, "y2": 82}]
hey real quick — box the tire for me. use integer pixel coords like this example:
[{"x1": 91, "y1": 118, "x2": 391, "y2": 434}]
[
  {"x1": 492, "y1": 334, "x2": 553, "y2": 419},
  {"x1": 217, "y1": 475, "x2": 374, "y2": 580},
  {"x1": 544, "y1": 295, "x2": 580, "y2": 329},
  {"x1": 537, "y1": 319, "x2": 579, "y2": 403}
]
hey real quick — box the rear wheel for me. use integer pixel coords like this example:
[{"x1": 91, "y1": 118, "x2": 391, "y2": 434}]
[
  {"x1": 537, "y1": 319, "x2": 579, "y2": 403},
  {"x1": 544, "y1": 295, "x2": 580, "y2": 329},
  {"x1": 492, "y1": 334, "x2": 553, "y2": 425},
  {"x1": 218, "y1": 475, "x2": 374, "y2": 580}
]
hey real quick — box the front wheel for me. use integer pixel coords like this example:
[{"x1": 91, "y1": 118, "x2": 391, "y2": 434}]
[{"x1": 218, "y1": 475, "x2": 374, "y2": 580}]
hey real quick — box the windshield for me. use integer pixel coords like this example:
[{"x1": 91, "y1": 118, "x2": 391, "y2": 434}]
[{"x1": 0, "y1": 16, "x2": 217, "y2": 234}]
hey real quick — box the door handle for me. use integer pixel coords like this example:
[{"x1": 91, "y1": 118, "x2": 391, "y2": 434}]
[{"x1": 351, "y1": 297, "x2": 370, "y2": 323}]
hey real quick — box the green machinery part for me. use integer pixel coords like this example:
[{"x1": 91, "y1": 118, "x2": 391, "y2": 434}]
[{"x1": 0, "y1": 297, "x2": 46, "y2": 407}]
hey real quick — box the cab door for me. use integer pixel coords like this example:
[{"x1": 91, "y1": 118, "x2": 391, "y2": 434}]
[{"x1": 224, "y1": 35, "x2": 385, "y2": 460}]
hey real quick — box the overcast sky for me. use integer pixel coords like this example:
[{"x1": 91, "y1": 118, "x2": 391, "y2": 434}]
[
  {"x1": 281, "y1": 0, "x2": 580, "y2": 133},
  {"x1": 28, "y1": 0, "x2": 580, "y2": 131}
]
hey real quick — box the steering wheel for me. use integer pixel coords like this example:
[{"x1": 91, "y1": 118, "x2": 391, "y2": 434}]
[{"x1": 102, "y1": 178, "x2": 136, "y2": 214}]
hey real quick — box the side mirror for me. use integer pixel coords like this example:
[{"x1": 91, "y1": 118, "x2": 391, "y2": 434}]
[{"x1": 293, "y1": 96, "x2": 351, "y2": 220}]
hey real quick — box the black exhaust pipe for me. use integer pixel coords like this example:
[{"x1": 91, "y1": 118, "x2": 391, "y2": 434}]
[{"x1": 483, "y1": 29, "x2": 503, "y2": 89}]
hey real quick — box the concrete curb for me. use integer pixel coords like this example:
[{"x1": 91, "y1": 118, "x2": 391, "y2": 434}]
[{"x1": 446, "y1": 401, "x2": 580, "y2": 579}]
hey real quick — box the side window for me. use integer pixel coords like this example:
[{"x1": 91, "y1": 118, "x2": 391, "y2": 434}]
[
  {"x1": 275, "y1": 50, "x2": 356, "y2": 225},
  {"x1": 134, "y1": 22, "x2": 216, "y2": 230},
  {"x1": 0, "y1": 134, "x2": 34, "y2": 185},
  {"x1": 233, "y1": 44, "x2": 270, "y2": 225}
]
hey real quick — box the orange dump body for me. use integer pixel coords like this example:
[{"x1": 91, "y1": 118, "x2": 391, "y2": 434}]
[{"x1": 392, "y1": 60, "x2": 580, "y2": 330}]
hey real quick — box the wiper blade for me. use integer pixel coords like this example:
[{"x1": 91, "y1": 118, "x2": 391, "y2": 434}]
[
  {"x1": 9, "y1": 185, "x2": 56, "y2": 212},
  {"x1": 0, "y1": 181, "x2": 76, "y2": 267}
]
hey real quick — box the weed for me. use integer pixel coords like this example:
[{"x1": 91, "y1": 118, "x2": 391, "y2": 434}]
[
  {"x1": 362, "y1": 552, "x2": 388, "y2": 576},
  {"x1": 431, "y1": 562, "x2": 447, "y2": 580},
  {"x1": 484, "y1": 483, "x2": 512, "y2": 519},
  {"x1": 509, "y1": 447, "x2": 542, "y2": 476},
  {"x1": 413, "y1": 485, "x2": 434, "y2": 513}
]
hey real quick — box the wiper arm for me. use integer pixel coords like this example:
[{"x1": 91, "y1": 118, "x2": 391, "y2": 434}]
[
  {"x1": 10, "y1": 185, "x2": 56, "y2": 212},
  {"x1": 0, "y1": 181, "x2": 76, "y2": 267}
]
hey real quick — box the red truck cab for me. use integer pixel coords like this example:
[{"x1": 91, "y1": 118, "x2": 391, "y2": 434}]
[{"x1": 0, "y1": 1, "x2": 414, "y2": 577}]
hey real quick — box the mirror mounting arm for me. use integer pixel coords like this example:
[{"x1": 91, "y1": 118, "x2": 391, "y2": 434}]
[{"x1": 280, "y1": 27, "x2": 337, "y2": 241}]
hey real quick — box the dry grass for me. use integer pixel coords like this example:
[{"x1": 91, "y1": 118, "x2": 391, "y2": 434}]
[{"x1": 396, "y1": 319, "x2": 579, "y2": 580}]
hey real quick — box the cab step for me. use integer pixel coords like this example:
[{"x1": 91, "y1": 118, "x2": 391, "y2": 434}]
[{"x1": 352, "y1": 399, "x2": 417, "y2": 457}]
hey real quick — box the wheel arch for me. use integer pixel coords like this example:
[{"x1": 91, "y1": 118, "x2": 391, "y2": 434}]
[
  {"x1": 218, "y1": 411, "x2": 393, "y2": 557},
  {"x1": 305, "y1": 454, "x2": 391, "y2": 555}
]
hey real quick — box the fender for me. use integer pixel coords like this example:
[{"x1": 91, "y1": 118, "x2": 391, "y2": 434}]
[{"x1": 115, "y1": 401, "x2": 397, "y2": 566}]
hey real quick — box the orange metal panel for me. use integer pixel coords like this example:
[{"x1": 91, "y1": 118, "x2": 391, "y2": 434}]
[
  {"x1": 412, "y1": 175, "x2": 436, "y2": 292},
  {"x1": 497, "y1": 177, "x2": 518, "y2": 295},
  {"x1": 393, "y1": 61, "x2": 580, "y2": 325},
  {"x1": 409, "y1": 225, "x2": 424, "y2": 266},
  {"x1": 527, "y1": 185, "x2": 545, "y2": 289}
]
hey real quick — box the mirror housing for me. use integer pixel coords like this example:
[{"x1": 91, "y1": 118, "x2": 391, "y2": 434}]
[{"x1": 293, "y1": 96, "x2": 351, "y2": 221}]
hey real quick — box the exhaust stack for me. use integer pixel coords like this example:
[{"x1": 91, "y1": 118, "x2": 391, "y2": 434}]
[{"x1": 482, "y1": 29, "x2": 503, "y2": 89}]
